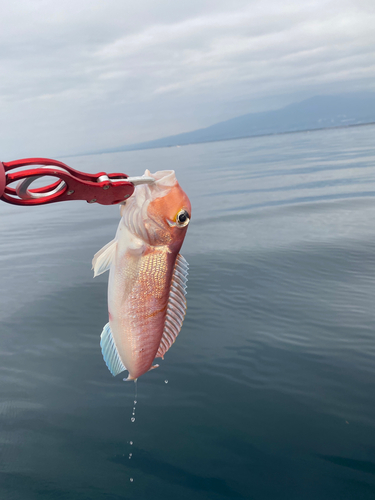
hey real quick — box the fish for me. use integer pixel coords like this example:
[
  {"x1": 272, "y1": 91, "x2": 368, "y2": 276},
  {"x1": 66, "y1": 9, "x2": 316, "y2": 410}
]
[{"x1": 92, "y1": 169, "x2": 191, "y2": 380}]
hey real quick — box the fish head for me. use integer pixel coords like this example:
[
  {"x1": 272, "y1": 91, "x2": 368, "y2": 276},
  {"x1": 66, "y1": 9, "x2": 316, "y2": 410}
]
[
  {"x1": 147, "y1": 170, "x2": 191, "y2": 249},
  {"x1": 121, "y1": 170, "x2": 191, "y2": 249}
]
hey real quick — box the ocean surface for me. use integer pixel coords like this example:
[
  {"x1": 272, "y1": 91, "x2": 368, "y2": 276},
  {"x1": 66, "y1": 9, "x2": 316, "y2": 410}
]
[{"x1": 1, "y1": 124, "x2": 375, "y2": 499}]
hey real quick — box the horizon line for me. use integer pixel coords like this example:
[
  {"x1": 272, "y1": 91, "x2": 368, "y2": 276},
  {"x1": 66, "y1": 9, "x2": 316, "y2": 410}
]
[{"x1": 61, "y1": 120, "x2": 375, "y2": 159}]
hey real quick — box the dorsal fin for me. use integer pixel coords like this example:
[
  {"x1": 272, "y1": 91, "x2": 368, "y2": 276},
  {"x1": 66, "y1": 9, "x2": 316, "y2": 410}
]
[
  {"x1": 92, "y1": 239, "x2": 117, "y2": 277},
  {"x1": 100, "y1": 323, "x2": 127, "y2": 376},
  {"x1": 156, "y1": 254, "x2": 188, "y2": 359}
]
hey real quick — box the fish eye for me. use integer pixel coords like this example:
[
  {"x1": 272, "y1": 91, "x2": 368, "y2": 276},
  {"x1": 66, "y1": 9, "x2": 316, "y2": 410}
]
[{"x1": 176, "y1": 210, "x2": 190, "y2": 227}]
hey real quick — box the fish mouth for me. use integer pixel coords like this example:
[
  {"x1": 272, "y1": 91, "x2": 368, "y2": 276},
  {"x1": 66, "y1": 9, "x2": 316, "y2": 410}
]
[{"x1": 146, "y1": 170, "x2": 176, "y2": 188}]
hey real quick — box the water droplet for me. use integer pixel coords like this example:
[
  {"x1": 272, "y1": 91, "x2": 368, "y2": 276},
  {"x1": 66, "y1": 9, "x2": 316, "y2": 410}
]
[
  {"x1": 164, "y1": 380, "x2": 168, "y2": 384},
  {"x1": 129, "y1": 453, "x2": 132, "y2": 459},
  {"x1": 130, "y1": 478, "x2": 134, "y2": 483},
  {"x1": 130, "y1": 441, "x2": 133, "y2": 445},
  {"x1": 134, "y1": 400, "x2": 137, "y2": 405},
  {"x1": 131, "y1": 417, "x2": 135, "y2": 423}
]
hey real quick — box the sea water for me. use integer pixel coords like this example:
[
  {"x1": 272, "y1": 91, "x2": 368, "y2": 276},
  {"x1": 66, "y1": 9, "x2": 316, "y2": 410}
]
[{"x1": 0, "y1": 124, "x2": 375, "y2": 499}]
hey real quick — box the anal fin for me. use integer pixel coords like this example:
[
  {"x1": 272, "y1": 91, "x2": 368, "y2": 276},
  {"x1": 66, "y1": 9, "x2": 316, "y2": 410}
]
[
  {"x1": 100, "y1": 323, "x2": 127, "y2": 376},
  {"x1": 148, "y1": 364, "x2": 159, "y2": 372}
]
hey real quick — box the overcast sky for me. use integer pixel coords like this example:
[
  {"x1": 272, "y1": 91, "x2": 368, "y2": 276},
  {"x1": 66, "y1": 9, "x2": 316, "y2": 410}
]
[{"x1": 0, "y1": 0, "x2": 374, "y2": 158}]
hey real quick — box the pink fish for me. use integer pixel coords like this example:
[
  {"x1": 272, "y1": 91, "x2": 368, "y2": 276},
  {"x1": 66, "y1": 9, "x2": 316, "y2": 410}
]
[{"x1": 92, "y1": 170, "x2": 191, "y2": 380}]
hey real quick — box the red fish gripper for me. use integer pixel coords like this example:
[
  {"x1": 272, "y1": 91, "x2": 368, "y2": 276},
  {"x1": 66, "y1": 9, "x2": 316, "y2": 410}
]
[
  {"x1": 0, "y1": 162, "x2": 5, "y2": 200},
  {"x1": 0, "y1": 158, "x2": 135, "y2": 206}
]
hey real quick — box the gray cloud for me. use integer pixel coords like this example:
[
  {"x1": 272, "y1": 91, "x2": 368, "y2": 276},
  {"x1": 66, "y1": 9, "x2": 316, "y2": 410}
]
[{"x1": 0, "y1": 0, "x2": 374, "y2": 158}]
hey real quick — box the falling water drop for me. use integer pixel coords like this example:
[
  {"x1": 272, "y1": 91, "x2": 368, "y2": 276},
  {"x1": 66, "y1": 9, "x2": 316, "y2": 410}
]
[
  {"x1": 164, "y1": 380, "x2": 168, "y2": 384},
  {"x1": 128, "y1": 379, "x2": 138, "y2": 482}
]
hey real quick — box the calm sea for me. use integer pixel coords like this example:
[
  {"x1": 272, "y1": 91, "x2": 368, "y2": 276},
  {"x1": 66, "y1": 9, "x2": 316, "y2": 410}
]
[{"x1": 1, "y1": 125, "x2": 375, "y2": 499}]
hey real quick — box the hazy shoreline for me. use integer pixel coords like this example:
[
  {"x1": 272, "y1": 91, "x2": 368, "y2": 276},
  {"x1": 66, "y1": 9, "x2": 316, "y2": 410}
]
[{"x1": 66, "y1": 120, "x2": 375, "y2": 159}]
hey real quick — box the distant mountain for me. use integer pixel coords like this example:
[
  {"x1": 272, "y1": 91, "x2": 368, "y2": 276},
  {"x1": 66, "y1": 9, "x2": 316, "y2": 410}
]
[{"x1": 107, "y1": 93, "x2": 375, "y2": 153}]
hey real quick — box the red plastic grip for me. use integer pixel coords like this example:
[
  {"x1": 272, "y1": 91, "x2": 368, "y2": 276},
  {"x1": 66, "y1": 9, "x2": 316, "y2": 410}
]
[
  {"x1": 0, "y1": 162, "x2": 5, "y2": 199},
  {"x1": 0, "y1": 158, "x2": 135, "y2": 206}
]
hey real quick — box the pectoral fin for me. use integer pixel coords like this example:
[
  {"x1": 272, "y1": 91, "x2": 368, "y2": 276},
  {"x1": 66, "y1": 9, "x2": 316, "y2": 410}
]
[
  {"x1": 92, "y1": 239, "x2": 117, "y2": 277},
  {"x1": 156, "y1": 254, "x2": 188, "y2": 359}
]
